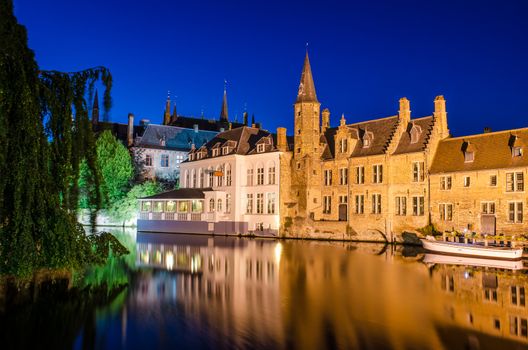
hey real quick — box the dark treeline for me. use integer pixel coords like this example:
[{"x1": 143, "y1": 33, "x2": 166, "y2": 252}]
[{"x1": 0, "y1": 0, "x2": 124, "y2": 275}]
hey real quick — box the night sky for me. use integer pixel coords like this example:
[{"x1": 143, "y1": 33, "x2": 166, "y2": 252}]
[{"x1": 14, "y1": 0, "x2": 528, "y2": 136}]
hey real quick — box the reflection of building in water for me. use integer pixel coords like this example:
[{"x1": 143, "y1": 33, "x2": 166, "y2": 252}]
[
  {"x1": 131, "y1": 234, "x2": 283, "y2": 347},
  {"x1": 430, "y1": 263, "x2": 528, "y2": 346}
]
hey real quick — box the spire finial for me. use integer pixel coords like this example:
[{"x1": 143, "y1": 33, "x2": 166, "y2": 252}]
[
  {"x1": 220, "y1": 83, "x2": 229, "y2": 122},
  {"x1": 163, "y1": 91, "x2": 171, "y2": 125},
  {"x1": 296, "y1": 49, "x2": 318, "y2": 103}
]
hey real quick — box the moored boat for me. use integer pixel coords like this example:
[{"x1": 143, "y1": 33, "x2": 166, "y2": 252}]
[{"x1": 420, "y1": 236, "x2": 523, "y2": 260}]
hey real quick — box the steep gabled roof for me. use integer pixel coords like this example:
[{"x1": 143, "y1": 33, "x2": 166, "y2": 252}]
[
  {"x1": 393, "y1": 116, "x2": 434, "y2": 155},
  {"x1": 136, "y1": 124, "x2": 217, "y2": 152},
  {"x1": 430, "y1": 128, "x2": 528, "y2": 174},
  {"x1": 348, "y1": 116, "x2": 399, "y2": 157}
]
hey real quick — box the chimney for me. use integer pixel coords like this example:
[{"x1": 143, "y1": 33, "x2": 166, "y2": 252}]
[
  {"x1": 322, "y1": 108, "x2": 330, "y2": 132},
  {"x1": 277, "y1": 127, "x2": 287, "y2": 151},
  {"x1": 484, "y1": 127, "x2": 492, "y2": 133},
  {"x1": 434, "y1": 95, "x2": 449, "y2": 138},
  {"x1": 127, "y1": 113, "x2": 135, "y2": 147},
  {"x1": 399, "y1": 97, "x2": 411, "y2": 125}
]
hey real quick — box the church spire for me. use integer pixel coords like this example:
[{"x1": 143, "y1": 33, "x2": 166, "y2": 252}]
[
  {"x1": 171, "y1": 100, "x2": 178, "y2": 123},
  {"x1": 220, "y1": 82, "x2": 229, "y2": 122},
  {"x1": 296, "y1": 51, "x2": 318, "y2": 103},
  {"x1": 163, "y1": 92, "x2": 171, "y2": 125},
  {"x1": 91, "y1": 89, "x2": 99, "y2": 126}
]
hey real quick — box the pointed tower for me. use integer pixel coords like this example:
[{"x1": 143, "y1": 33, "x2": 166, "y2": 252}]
[
  {"x1": 163, "y1": 93, "x2": 171, "y2": 125},
  {"x1": 294, "y1": 51, "x2": 321, "y2": 161},
  {"x1": 220, "y1": 87, "x2": 229, "y2": 122},
  {"x1": 91, "y1": 89, "x2": 100, "y2": 126},
  {"x1": 171, "y1": 102, "x2": 178, "y2": 124}
]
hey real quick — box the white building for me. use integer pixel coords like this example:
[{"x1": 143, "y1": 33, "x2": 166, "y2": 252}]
[{"x1": 138, "y1": 126, "x2": 285, "y2": 235}]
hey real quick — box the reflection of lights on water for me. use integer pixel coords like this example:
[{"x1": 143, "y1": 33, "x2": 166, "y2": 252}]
[
  {"x1": 464, "y1": 271, "x2": 471, "y2": 279},
  {"x1": 166, "y1": 251, "x2": 174, "y2": 270},
  {"x1": 156, "y1": 251, "x2": 162, "y2": 264},
  {"x1": 275, "y1": 243, "x2": 282, "y2": 264},
  {"x1": 190, "y1": 254, "x2": 202, "y2": 273},
  {"x1": 141, "y1": 252, "x2": 149, "y2": 263}
]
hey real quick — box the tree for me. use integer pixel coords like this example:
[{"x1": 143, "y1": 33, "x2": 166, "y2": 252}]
[
  {"x1": 106, "y1": 181, "x2": 163, "y2": 223},
  {"x1": 79, "y1": 131, "x2": 133, "y2": 210},
  {"x1": 0, "y1": 0, "x2": 121, "y2": 275}
]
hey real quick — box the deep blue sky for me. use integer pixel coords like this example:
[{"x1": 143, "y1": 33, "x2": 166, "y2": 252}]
[{"x1": 14, "y1": 0, "x2": 528, "y2": 136}]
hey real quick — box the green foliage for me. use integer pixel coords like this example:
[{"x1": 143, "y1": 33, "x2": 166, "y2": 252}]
[
  {"x1": 0, "y1": 0, "x2": 122, "y2": 275},
  {"x1": 417, "y1": 224, "x2": 441, "y2": 237},
  {"x1": 79, "y1": 130, "x2": 133, "y2": 210},
  {"x1": 106, "y1": 181, "x2": 163, "y2": 222}
]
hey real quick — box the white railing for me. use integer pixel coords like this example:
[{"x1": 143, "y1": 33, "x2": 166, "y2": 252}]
[
  {"x1": 152, "y1": 212, "x2": 162, "y2": 220},
  {"x1": 139, "y1": 212, "x2": 149, "y2": 220},
  {"x1": 191, "y1": 213, "x2": 201, "y2": 221},
  {"x1": 139, "y1": 212, "x2": 207, "y2": 221},
  {"x1": 177, "y1": 213, "x2": 188, "y2": 221},
  {"x1": 165, "y1": 212, "x2": 175, "y2": 220}
]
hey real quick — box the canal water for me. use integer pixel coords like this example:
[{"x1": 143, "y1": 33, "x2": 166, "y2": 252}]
[{"x1": 1, "y1": 228, "x2": 528, "y2": 350}]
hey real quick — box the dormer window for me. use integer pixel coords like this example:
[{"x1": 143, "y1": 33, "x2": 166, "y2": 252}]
[
  {"x1": 464, "y1": 151, "x2": 474, "y2": 163},
  {"x1": 362, "y1": 132, "x2": 372, "y2": 148},
  {"x1": 189, "y1": 153, "x2": 194, "y2": 161},
  {"x1": 212, "y1": 149, "x2": 219, "y2": 157},
  {"x1": 160, "y1": 138, "x2": 166, "y2": 147},
  {"x1": 222, "y1": 146, "x2": 230, "y2": 155},
  {"x1": 513, "y1": 146, "x2": 523, "y2": 157},
  {"x1": 340, "y1": 138, "x2": 348, "y2": 153},
  {"x1": 257, "y1": 144, "x2": 265, "y2": 153},
  {"x1": 410, "y1": 125, "x2": 422, "y2": 144}
]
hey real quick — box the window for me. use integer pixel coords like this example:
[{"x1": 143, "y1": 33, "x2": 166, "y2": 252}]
[
  {"x1": 412, "y1": 162, "x2": 425, "y2": 182},
  {"x1": 257, "y1": 144, "x2": 265, "y2": 153},
  {"x1": 395, "y1": 196, "x2": 406, "y2": 216},
  {"x1": 212, "y1": 148, "x2": 219, "y2": 157},
  {"x1": 175, "y1": 153, "x2": 184, "y2": 164},
  {"x1": 371, "y1": 194, "x2": 381, "y2": 214},
  {"x1": 225, "y1": 194, "x2": 231, "y2": 213},
  {"x1": 185, "y1": 171, "x2": 190, "y2": 188},
  {"x1": 145, "y1": 154, "x2": 153, "y2": 167},
  {"x1": 323, "y1": 196, "x2": 332, "y2": 214},
  {"x1": 192, "y1": 170, "x2": 197, "y2": 188},
  {"x1": 440, "y1": 176, "x2": 452, "y2": 190},
  {"x1": 484, "y1": 288, "x2": 498, "y2": 303},
  {"x1": 257, "y1": 167, "x2": 265, "y2": 185},
  {"x1": 217, "y1": 199, "x2": 223, "y2": 212},
  {"x1": 506, "y1": 172, "x2": 524, "y2": 192},
  {"x1": 222, "y1": 146, "x2": 230, "y2": 155},
  {"x1": 509, "y1": 316, "x2": 528, "y2": 338},
  {"x1": 217, "y1": 168, "x2": 223, "y2": 186},
  {"x1": 226, "y1": 167, "x2": 232, "y2": 186},
  {"x1": 192, "y1": 200, "x2": 203, "y2": 213},
  {"x1": 177, "y1": 201, "x2": 188, "y2": 213},
  {"x1": 339, "y1": 168, "x2": 348, "y2": 185},
  {"x1": 256, "y1": 193, "x2": 264, "y2": 214},
  {"x1": 439, "y1": 203, "x2": 453, "y2": 221},
  {"x1": 246, "y1": 194, "x2": 253, "y2": 214},
  {"x1": 208, "y1": 168, "x2": 214, "y2": 187},
  {"x1": 509, "y1": 202, "x2": 524, "y2": 223},
  {"x1": 413, "y1": 196, "x2": 425, "y2": 216},
  {"x1": 268, "y1": 166, "x2": 276, "y2": 184},
  {"x1": 339, "y1": 195, "x2": 348, "y2": 204},
  {"x1": 481, "y1": 202, "x2": 495, "y2": 214},
  {"x1": 247, "y1": 169, "x2": 254, "y2": 186},
  {"x1": 188, "y1": 153, "x2": 194, "y2": 161},
  {"x1": 463, "y1": 176, "x2": 471, "y2": 187},
  {"x1": 355, "y1": 195, "x2": 364, "y2": 214},
  {"x1": 410, "y1": 128, "x2": 420, "y2": 144},
  {"x1": 511, "y1": 286, "x2": 526, "y2": 307},
  {"x1": 363, "y1": 135, "x2": 371, "y2": 148},
  {"x1": 324, "y1": 170, "x2": 333, "y2": 186},
  {"x1": 161, "y1": 154, "x2": 169, "y2": 167},
  {"x1": 209, "y1": 198, "x2": 215, "y2": 212},
  {"x1": 141, "y1": 201, "x2": 151, "y2": 212},
  {"x1": 199, "y1": 169, "x2": 205, "y2": 188},
  {"x1": 340, "y1": 138, "x2": 348, "y2": 153},
  {"x1": 267, "y1": 193, "x2": 276, "y2": 214},
  {"x1": 513, "y1": 147, "x2": 523, "y2": 157},
  {"x1": 355, "y1": 166, "x2": 364, "y2": 184},
  {"x1": 464, "y1": 151, "x2": 474, "y2": 163},
  {"x1": 490, "y1": 175, "x2": 497, "y2": 187},
  {"x1": 373, "y1": 165, "x2": 383, "y2": 183}
]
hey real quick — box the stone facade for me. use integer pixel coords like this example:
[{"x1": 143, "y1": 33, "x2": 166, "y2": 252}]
[{"x1": 279, "y1": 53, "x2": 527, "y2": 241}]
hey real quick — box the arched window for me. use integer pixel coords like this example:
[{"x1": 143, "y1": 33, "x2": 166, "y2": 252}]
[
  {"x1": 216, "y1": 165, "x2": 223, "y2": 187},
  {"x1": 209, "y1": 198, "x2": 215, "y2": 212},
  {"x1": 208, "y1": 167, "x2": 214, "y2": 187},
  {"x1": 191, "y1": 169, "x2": 197, "y2": 188},
  {"x1": 184, "y1": 170, "x2": 189, "y2": 188},
  {"x1": 217, "y1": 199, "x2": 223, "y2": 212},
  {"x1": 256, "y1": 163, "x2": 265, "y2": 185}
]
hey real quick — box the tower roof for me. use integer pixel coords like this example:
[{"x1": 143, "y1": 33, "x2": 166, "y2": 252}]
[
  {"x1": 220, "y1": 88, "x2": 229, "y2": 122},
  {"x1": 296, "y1": 52, "x2": 318, "y2": 103}
]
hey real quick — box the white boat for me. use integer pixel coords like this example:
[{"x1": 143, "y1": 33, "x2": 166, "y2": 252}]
[
  {"x1": 420, "y1": 236, "x2": 523, "y2": 260},
  {"x1": 423, "y1": 253, "x2": 525, "y2": 270}
]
